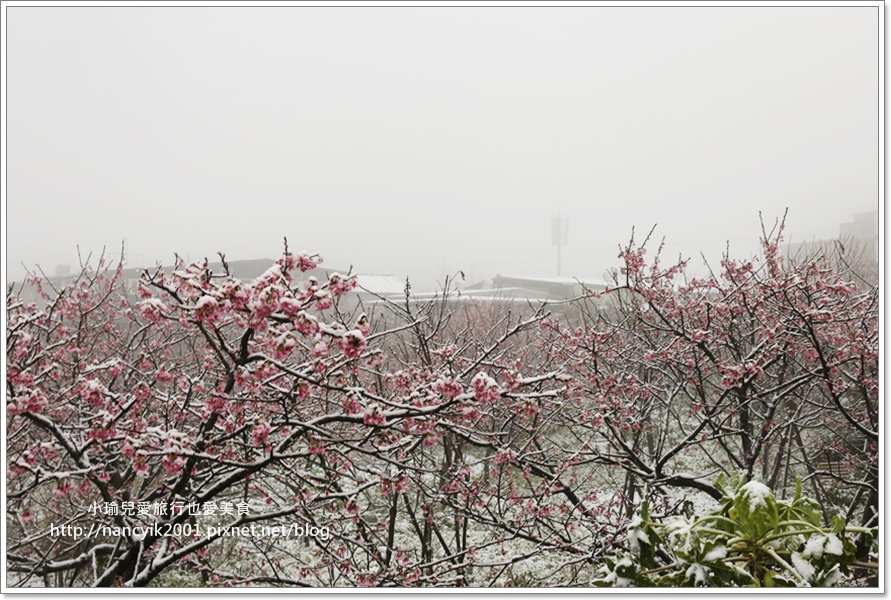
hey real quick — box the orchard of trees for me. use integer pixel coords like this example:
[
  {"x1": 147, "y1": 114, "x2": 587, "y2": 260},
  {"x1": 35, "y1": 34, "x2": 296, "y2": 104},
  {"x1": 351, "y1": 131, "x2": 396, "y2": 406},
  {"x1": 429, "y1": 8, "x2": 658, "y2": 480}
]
[{"x1": 5, "y1": 218, "x2": 879, "y2": 587}]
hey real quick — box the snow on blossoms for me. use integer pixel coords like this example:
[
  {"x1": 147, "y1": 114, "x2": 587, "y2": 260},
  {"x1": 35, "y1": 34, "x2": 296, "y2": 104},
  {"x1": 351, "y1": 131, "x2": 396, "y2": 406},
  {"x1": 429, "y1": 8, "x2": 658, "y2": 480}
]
[
  {"x1": 339, "y1": 330, "x2": 367, "y2": 360},
  {"x1": 4, "y1": 225, "x2": 877, "y2": 588},
  {"x1": 7, "y1": 389, "x2": 47, "y2": 415},
  {"x1": 326, "y1": 272, "x2": 357, "y2": 298},
  {"x1": 137, "y1": 298, "x2": 167, "y2": 323},
  {"x1": 433, "y1": 377, "x2": 464, "y2": 400},
  {"x1": 471, "y1": 371, "x2": 501, "y2": 403},
  {"x1": 288, "y1": 250, "x2": 321, "y2": 273}
]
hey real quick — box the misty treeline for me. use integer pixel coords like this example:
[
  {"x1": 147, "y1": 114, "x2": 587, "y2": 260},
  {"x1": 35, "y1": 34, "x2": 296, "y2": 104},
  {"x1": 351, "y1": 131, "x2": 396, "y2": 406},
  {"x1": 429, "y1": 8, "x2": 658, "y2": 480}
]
[{"x1": 5, "y1": 219, "x2": 878, "y2": 587}]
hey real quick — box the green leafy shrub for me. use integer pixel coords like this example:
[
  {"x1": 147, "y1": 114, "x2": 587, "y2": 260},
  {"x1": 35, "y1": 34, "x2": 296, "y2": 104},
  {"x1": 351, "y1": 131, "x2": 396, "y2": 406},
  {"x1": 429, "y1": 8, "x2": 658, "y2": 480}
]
[{"x1": 594, "y1": 475, "x2": 877, "y2": 587}]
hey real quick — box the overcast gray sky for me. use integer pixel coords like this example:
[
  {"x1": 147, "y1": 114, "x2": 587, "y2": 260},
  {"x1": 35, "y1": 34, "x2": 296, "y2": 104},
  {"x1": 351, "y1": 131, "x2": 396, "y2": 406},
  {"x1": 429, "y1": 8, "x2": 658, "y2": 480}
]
[{"x1": 5, "y1": 5, "x2": 880, "y2": 288}]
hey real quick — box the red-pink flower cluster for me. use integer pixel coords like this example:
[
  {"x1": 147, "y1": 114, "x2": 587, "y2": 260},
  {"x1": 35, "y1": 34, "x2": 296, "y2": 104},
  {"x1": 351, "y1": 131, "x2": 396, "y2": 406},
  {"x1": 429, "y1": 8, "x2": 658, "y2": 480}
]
[{"x1": 471, "y1": 371, "x2": 500, "y2": 403}]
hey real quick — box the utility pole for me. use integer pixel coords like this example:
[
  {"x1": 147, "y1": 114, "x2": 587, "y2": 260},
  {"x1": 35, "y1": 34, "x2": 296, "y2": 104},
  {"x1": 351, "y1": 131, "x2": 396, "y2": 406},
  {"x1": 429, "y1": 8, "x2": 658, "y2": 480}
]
[{"x1": 551, "y1": 213, "x2": 568, "y2": 276}]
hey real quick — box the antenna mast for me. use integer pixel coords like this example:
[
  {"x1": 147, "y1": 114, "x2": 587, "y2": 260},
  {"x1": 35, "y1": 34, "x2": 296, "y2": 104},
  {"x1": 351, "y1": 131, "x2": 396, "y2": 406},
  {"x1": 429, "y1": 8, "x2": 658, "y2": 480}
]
[{"x1": 551, "y1": 213, "x2": 568, "y2": 276}]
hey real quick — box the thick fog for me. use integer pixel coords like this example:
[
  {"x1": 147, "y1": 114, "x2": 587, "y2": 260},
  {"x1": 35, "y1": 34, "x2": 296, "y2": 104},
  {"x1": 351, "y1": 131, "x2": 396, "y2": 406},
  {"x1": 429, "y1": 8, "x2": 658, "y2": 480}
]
[{"x1": 5, "y1": 6, "x2": 880, "y2": 289}]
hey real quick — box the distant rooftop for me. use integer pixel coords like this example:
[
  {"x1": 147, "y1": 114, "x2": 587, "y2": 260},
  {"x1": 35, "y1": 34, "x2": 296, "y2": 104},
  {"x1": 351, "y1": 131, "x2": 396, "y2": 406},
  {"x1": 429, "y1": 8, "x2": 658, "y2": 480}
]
[
  {"x1": 354, "y1": 274, "x2": 405, "y2": 297},
  {"x1": 495, "y1": 274, "x2": 609, "y2": 287},
  {"x1": 13, "y1": 258, "x2": 408, "y2": 302},
  {"x1": 460, "y1": 274, "x2": 609, "y2": 302}
]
